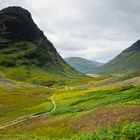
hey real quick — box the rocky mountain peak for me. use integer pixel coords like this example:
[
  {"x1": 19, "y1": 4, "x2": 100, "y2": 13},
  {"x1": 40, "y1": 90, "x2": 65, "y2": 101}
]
[{"x1": 0, "y1": 6, "x2": 44, "y2": 41}]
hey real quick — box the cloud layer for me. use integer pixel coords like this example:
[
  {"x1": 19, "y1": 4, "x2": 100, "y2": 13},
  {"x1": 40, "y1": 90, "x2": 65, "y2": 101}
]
[{"x1": 1, "y1": 0, "x2": 140, "y2": 62}]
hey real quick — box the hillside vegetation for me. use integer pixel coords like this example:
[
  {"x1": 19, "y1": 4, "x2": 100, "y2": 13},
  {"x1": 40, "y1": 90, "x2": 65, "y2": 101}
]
[
  {"x1": 0, "y1": 71, "x2": 140, "y2": 139},
  {"x1": 0, "y1": 7, "x2": 81, "y2": 86},
  {"x1": 93, "y1": 40, "x2": 140, "y2": 74}
]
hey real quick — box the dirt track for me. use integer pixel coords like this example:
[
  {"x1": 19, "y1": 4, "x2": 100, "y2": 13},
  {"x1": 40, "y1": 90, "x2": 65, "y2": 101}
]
[{"x1": 51, "y1": 94, "x2": 56, "y2": 111}]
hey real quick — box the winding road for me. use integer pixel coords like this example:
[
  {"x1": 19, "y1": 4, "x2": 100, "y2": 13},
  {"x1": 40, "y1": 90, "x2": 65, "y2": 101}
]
[{"x1": 0, "y1": 94, "x2": 56, "y2": 129}]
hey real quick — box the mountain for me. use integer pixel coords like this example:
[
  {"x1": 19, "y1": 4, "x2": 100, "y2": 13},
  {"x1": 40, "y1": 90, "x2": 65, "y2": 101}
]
[
  {"x1": 91, "y1": 60, "x2": 103, "y2": 66},
  {"x1": 0, "y1": 6, "x2": 81, "y2": 85},
  {"x1": 93, "y1": 40, "x2": 140, "y2": 75},
  {"x1": 65, "y1": 57, "x2": 101, "y2": 74}
]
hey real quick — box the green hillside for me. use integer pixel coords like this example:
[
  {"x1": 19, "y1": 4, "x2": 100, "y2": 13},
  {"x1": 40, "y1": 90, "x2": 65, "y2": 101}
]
[
  {"x1": 0, "y1": 7, "x2": 81, "y2": 85},
  {"x1": 65, "y1": 57, "x2": 101, "y2": 74},
  {"x1": 93, "y1": 40, "x2": 140, "y2": 75}
]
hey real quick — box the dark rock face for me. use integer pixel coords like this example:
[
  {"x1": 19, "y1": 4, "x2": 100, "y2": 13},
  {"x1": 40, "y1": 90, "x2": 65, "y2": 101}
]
[{"x1": 0, "y1": 6, "x2": 44, "y2": 41}]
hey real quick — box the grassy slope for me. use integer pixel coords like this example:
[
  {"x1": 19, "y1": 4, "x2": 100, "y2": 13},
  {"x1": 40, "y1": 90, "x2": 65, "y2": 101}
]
[
  {"x1": 0, "y1": 85, "x2": 54, "y2": 126},
  {"x1": 0, "y1": 40, "x2": 82, "y2": 86},
  {"x1": 0, "y1": 74, "x2": 140, "y2": 139},
  {"x1": 93, "y1": 38, "x2": 140, "y2": 75},
  {"x1": 50, "y1": 86, "x2": 140, "y2": 117},
  {"x1": 94, "y1": 51, "x2": 140, "y2": 74}
]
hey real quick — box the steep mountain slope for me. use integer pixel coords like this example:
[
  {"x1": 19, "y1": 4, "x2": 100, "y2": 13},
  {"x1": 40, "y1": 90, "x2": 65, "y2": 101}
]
[
  {"x1": 0, "y1": 6, "x2": 81, "y2": 85},
  {"x1": 94, "y1": 40, "x2": 140, "y2": 74},
  {"x1": 65, "y1": 57, "x2": 101, "y2": 73}
]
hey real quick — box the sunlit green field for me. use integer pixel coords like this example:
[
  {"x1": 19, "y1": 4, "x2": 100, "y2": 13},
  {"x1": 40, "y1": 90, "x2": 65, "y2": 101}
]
[
  {"x1": 50, "y1": 85, "x2": 140, "y2": 117},
  {"x1": 0, "y1": 73, "x2": 140, "y2": 139}
]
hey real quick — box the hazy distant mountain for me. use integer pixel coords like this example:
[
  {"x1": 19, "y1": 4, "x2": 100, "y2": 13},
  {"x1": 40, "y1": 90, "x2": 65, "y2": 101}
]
[
  {"x1": 93, "y1": 40, "x2": 140, "y2": 74},
  {"x1": 91, "y1": 60, "x2": 103, "y2": 66},
  {"x1": 65, "y1": 57, "x2": 102, "y2": 74},
  {"x1": 0, "y1": 7, "x2": 81, "y2": 85}
]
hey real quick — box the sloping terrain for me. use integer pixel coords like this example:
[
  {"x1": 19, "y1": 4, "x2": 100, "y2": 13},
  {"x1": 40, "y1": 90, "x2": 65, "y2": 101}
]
[
  {"x1": 1, "y1": 105, "x2": 140, "y2": 139},
  {"x1": 93, "y1": 40, "x2": 140, "y2": 74},
  {"x1": 0, "y1": 72, "x2": 140, "y2": 139},
  {"x1": 65, "y1": 57, "x2": 101, "y2": 73},
  {"x1": 0, "y1": 7, "x2": 81, "y2": 85}
]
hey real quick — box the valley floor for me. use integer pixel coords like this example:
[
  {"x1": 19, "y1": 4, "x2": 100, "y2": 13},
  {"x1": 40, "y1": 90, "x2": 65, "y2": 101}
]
[{"x1": 0, "y1": 73, "x2": 140, "y2": 140}]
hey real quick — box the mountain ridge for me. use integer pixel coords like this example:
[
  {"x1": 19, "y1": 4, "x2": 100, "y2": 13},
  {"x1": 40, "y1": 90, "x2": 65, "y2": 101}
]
[{"x1": 93, "y1": 39, "x2": 140, "y2": 74}]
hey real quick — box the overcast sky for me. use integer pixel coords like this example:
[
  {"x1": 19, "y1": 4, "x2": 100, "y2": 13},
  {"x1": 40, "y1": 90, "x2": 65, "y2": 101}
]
[{"x1": 0, "y1": 0, "x2": 140, "y2": 62}]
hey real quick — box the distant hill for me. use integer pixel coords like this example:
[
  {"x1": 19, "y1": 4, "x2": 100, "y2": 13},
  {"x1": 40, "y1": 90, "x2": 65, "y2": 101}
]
[
  {"x1": 0, "y1": 6, "x2": 81, "y2": 85},
  {"x1": 93, "y1": 40, "x2": 140, "y2": 75},
  {"x1": 91, "y1": 60, "x2": 103, "y2": 66},
  {"x1": 65, "y1": 57, "x2": 102, "y2": 74}
]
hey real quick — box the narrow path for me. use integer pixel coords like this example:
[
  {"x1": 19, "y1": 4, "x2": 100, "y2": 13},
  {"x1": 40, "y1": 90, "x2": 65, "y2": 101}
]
[
  {"x1": 0, "y1": 94, "x2": 56, "y2": 129},
  {"x1": 51, "y1": 94, "x2": 56, "y2": 111}
]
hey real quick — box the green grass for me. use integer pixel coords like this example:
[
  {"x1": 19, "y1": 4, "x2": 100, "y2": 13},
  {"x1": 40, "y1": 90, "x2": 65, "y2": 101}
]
[
  {"x1": 0, "y1": 66, "x2": 62, "y2": 86},
  {"x1": 0, "y1": 74, "x2": 140, "y2": 139},
  {"x1": 0, "y1": 121, "x2": 139, "y2": 140},
  {"x1": 94, "y1": 50, "x2": 140, "y2": 75},
  {"x1": 50, "y1": 85, "x2": 140, "y2": 117},
  {"x1": 0, "y1": 86, "x2": 53, "y2": 125},
  {"x1": 68, "y1": 122, "x2": 140, "y2": 140},
  {"x1": 0, "y1": 39, "x2": 83, "y2": 86}
]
